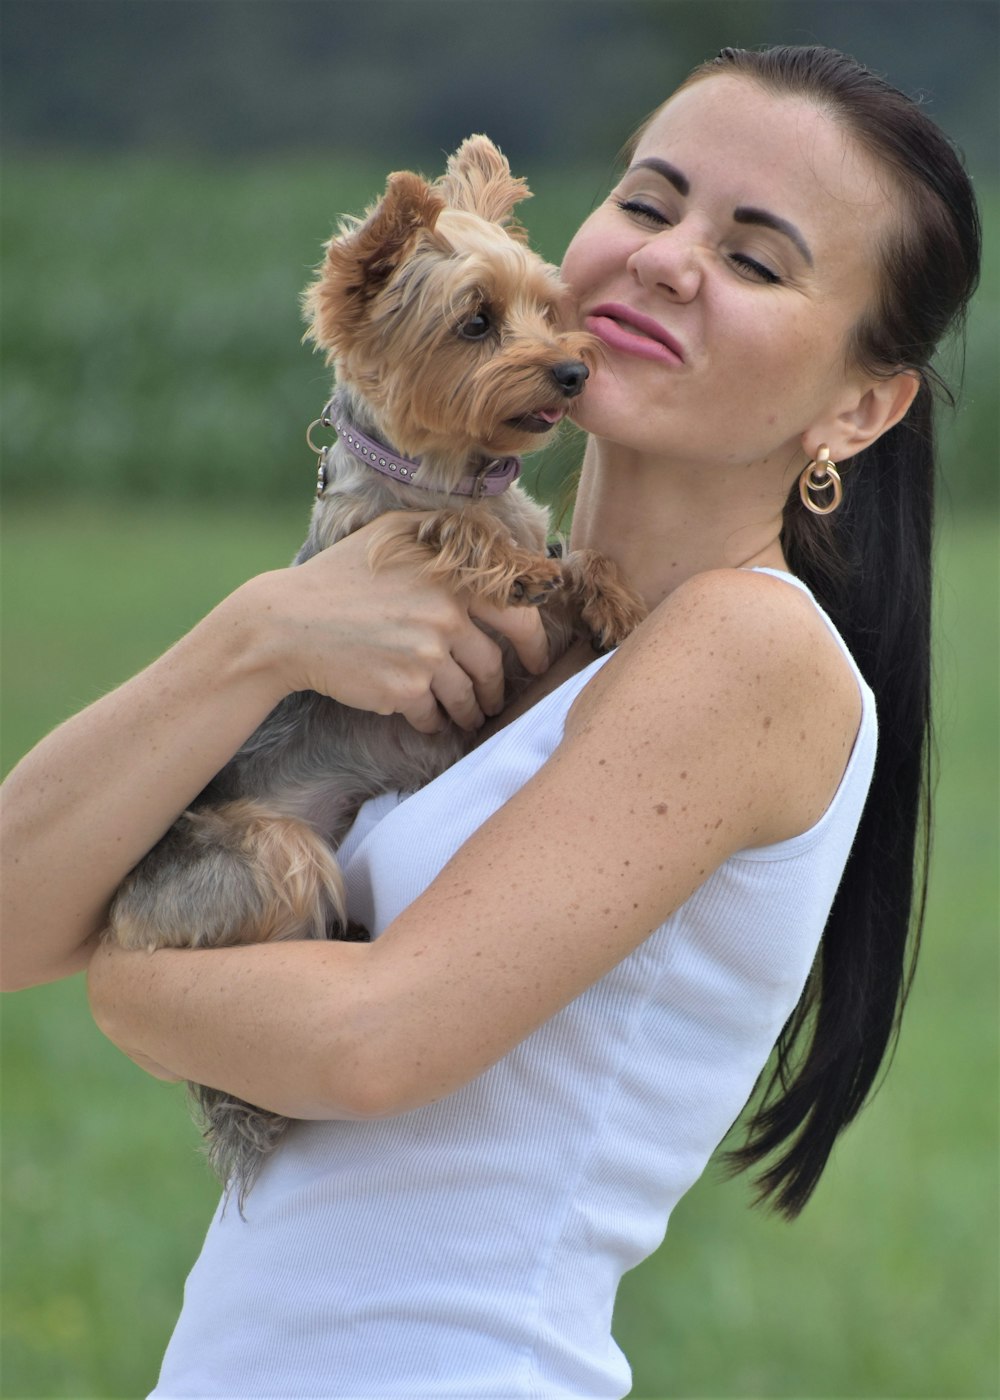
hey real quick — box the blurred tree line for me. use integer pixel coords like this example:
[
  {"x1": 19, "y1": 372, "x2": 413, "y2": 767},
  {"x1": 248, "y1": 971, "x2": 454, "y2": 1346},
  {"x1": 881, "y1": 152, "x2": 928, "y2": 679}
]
[
  {"x1": 2, "y1": 0, "x2": 996, "y2": 508},
  {"x1": 3, "y1": 0, "x2": 997, "y2": 171}
]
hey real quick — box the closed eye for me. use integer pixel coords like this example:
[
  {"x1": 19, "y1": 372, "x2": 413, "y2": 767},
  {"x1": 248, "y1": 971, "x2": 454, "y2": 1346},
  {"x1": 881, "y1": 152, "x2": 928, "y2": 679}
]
[
  {"x1": 615, "y1": 197, "x2": 671, "y2": 227},
  {"x1": 728, "y1": 253, "x2": 781, "y2": 285}
]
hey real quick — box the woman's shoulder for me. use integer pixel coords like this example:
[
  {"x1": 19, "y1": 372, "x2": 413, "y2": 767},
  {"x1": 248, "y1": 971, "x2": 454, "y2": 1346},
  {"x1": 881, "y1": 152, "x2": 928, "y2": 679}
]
[
  {"x1": 565, "y1": 565, "x2": 863, "y2": 846},
  {"x1": 649, "y1": 563, "x2": 827, "y2": 639},
  {"x1": 576, "y1": 564, "x2": 849, "y2": 712}
]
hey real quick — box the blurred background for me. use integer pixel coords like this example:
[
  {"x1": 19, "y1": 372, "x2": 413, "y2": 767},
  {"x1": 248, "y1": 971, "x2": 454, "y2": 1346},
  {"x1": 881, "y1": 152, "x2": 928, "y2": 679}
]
[{"x1": 2, "y1": 2, "x2": 997, "y2": 1396}]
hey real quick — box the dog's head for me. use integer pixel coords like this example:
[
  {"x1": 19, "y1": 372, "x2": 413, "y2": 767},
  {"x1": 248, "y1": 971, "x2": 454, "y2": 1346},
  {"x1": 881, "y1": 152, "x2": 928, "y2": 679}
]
[{"x1": 302, "y1": 136, "x2": 598, "y2": 471}]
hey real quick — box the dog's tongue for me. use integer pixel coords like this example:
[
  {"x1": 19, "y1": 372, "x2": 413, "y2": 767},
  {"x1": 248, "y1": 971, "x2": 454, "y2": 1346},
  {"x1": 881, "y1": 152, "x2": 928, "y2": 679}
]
[{"x1": 533, "y1": 407, "x2": 564, "y2": 424}]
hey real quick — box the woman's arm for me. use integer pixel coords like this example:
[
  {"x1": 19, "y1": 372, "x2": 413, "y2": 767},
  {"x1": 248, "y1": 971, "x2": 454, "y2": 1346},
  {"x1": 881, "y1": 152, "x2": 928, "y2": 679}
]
[
  {"x1": 87, "y1": 568, "x2": 861, "y2": 1119},
  {"x1": 0, "y1": 519, "x2": 549, "y2": 991}
]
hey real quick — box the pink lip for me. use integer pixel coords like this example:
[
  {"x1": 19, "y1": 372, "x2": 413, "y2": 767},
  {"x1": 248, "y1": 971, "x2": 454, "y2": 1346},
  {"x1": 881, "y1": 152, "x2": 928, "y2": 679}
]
[{"x1": 585, "y1": 302, "x2": 685, "y2": 366}]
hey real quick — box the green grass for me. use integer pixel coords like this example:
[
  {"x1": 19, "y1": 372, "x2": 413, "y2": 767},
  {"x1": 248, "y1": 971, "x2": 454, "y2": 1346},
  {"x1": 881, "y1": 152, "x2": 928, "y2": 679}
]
[{"x1": 1, "y1": 503, "x2": 996, "y2": 1399}]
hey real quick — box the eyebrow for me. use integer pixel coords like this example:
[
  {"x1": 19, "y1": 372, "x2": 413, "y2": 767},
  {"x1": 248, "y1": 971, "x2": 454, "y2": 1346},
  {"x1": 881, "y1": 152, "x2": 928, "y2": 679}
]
[
  {"x1": 627, "y1": 159, "x2": 814, "y2": 267},
  {"x1": 629, "y1": 157, "x2": 690, "y2": 197},
  {"x1": 734, "y1": 207, "x2": 813, "y2": 265}
]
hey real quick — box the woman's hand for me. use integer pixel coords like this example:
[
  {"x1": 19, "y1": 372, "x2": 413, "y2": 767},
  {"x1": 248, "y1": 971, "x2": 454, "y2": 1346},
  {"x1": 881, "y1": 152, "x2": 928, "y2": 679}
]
[{"x1": 235, "y1": 516, "x2": 552, "y2": 734}]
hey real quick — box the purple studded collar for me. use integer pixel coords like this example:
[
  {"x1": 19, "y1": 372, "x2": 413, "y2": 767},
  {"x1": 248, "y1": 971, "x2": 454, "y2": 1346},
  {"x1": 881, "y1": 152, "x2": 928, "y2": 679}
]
[{"x1": 311, "y1": 393, "x2": 522, "y2": 500}]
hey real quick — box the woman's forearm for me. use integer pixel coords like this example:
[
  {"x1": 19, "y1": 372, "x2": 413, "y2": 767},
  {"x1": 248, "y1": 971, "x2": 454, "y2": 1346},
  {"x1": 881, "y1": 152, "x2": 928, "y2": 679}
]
[
  {"x1": 87, "y1": 937, "x2": 381, "y2": 1119},
  {"x1": 0, "y1": 581, "x2": 284, "y2": 989}
]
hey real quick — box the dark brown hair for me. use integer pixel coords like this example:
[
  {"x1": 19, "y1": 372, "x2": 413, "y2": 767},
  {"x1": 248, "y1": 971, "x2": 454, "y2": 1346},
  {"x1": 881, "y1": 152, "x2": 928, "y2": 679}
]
[{"x1": 635, "y1": 45, "x2": 982, "y2": 1216}]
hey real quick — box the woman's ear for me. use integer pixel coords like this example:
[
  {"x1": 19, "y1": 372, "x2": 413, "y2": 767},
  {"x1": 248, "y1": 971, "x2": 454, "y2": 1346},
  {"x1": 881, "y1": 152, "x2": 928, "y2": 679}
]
[{"x1": 812, "y1": 370, "x2": 921, "y2": 463}]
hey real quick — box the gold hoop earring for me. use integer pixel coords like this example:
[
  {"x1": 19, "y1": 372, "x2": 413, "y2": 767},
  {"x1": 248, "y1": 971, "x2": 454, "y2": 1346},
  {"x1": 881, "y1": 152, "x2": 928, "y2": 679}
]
[{"x1": 798, "y1": 445, "x2": 843, "y2": 515}]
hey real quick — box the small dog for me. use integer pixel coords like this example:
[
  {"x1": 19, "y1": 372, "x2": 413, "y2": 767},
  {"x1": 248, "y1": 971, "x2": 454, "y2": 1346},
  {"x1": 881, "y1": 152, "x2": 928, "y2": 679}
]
[{"x1": 105, "y1": 136, "x2": 646, "y2": 1208}]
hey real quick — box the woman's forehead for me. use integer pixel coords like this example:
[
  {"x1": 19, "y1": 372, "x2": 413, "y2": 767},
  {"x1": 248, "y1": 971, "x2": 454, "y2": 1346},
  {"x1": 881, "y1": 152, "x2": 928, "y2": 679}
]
[
  {"x1": 635, "y1": 78, "x2": 883, "y2": 202},
  {"x1": 630, "y1": 76, "x2": 893, "y2": 257}
]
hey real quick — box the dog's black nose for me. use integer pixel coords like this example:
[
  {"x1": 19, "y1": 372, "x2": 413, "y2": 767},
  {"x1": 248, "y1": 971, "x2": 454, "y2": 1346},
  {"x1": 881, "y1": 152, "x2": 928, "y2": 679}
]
[{"x1": 551, "y1": 361, "x2": 589, "y2": 398}]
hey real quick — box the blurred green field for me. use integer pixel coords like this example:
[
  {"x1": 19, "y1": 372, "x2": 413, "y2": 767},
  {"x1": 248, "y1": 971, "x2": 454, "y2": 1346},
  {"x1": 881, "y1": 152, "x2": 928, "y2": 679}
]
[
  {"x1": 2, "y1": 152, "x2": 998, "y2": 1398},
  {"x1": 1, "y1": 506, "x2": 996, "y2": 1399},
  {"x1": 0, "y1": 156, "x2": 614, "y2": 510}
]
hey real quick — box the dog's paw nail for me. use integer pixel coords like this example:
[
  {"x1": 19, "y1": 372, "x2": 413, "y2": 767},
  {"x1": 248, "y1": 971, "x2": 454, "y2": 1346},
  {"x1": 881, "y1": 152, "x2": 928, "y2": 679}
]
[{"x1": 513, "y1": 571, "x2": 562, "y2": 605}]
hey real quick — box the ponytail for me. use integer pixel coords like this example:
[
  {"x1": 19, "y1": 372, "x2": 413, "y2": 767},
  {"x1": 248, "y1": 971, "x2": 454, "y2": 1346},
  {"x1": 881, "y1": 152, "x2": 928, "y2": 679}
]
[{"x1": 727, "y1": 384, "x2": 936, "y2": 1216}]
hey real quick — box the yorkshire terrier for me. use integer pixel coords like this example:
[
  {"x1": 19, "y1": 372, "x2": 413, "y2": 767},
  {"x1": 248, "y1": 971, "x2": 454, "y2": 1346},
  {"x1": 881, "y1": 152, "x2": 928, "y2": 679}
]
[{"x1": 105, "y1": 136, "x2": 646, "y2": 1208}]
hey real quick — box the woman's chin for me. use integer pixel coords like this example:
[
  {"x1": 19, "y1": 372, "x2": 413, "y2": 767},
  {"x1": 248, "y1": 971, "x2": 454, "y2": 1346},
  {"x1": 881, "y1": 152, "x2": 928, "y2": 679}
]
[{"x1": 568, "y1": 381, "x2": 640, "y2": 441}]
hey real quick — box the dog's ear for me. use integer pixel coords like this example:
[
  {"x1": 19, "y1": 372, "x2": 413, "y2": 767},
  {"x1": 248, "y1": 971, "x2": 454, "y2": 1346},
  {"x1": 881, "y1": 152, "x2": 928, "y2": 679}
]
[
  {"x1": 436, "y1": 135, "x2": 532, "y2": 240},
  {"x1": 303, "y1": 172, "x2": 445, "y2": 355}
]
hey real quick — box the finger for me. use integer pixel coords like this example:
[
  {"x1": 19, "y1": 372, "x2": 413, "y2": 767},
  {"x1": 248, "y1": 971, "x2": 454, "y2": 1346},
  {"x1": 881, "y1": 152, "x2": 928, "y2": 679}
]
[
  {"x1": 430, "y1": 657, "x2": 486, "y2": 732},
  {"x1": 471, "y1": 601, "x2": 550, "y2": 676},
  {"x1": 399, "y1": 689, "x2": 449, "y2": 737},
  {"x1": 449, "y1": 624, "x2": 506, "y2": 717}
]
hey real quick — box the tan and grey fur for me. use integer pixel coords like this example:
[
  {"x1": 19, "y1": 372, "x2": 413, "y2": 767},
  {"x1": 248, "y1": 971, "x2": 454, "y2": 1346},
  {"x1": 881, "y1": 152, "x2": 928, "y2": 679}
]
[{"x1": 105, "y1": 137, "x2": 646, "y2": 1209}]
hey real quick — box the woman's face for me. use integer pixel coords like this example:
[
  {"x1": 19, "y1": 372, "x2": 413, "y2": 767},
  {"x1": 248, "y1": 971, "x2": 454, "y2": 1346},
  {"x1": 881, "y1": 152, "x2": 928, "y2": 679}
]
[{"x1": 561, "y1": 75, "x2": 893, "y2": 467}]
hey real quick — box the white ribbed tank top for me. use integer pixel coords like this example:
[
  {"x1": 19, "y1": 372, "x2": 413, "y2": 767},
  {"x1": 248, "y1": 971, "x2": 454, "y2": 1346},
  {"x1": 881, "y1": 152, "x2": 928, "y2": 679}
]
[{"x1": 152, "y1": 571, "x2": 876, "y2": 1399}]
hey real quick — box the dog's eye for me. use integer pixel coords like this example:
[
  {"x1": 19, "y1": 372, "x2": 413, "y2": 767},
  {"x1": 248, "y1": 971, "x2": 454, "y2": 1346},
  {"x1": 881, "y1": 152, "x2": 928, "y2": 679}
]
[{"x1": 458, "y1": 311, "x2": 493, "y2": 340}]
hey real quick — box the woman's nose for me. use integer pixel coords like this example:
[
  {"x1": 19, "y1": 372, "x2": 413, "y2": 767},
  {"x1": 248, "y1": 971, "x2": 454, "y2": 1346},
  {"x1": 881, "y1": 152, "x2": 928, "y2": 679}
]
[{"x1": 627, "y1": 226, "x2": 702, "y2": 301}]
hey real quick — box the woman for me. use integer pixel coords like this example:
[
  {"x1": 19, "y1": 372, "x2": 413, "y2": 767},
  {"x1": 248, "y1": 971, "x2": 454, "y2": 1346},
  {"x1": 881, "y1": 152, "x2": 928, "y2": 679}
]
[{"x1": 0, "y1": 46, "x2": 981, "y2": 1398}]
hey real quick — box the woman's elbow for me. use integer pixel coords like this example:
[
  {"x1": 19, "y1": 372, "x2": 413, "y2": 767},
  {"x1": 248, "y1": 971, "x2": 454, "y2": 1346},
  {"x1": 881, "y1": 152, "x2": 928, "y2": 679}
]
[
  {"x1": 0, "y1": 912, "x2": 95, "y2": 992},
  {"x1": 307, "y1": 1003, "x2": 441, "y2": 1122},
  {"x1": 299, "y1": 1056, "x2": 416, "y2": 1122}
]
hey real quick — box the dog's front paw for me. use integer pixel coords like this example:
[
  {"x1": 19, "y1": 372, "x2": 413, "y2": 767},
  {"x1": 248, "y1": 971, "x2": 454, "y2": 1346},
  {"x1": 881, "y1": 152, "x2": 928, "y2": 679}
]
[
  {"x1": 387, "y1": 509, "x2": 566, "y2": 609},
  {"x1": 563, "y1": 550, "x2": 647, "y2": 650},
  {"x1": 509, "y1": 556, "x2": 564, "y2": 605}
]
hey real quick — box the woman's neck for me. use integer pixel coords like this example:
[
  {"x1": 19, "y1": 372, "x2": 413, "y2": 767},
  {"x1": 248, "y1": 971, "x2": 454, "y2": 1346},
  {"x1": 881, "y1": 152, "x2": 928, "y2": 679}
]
[{"x1": 568, "y1": 437, "x2": 790, "y2": 611}]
